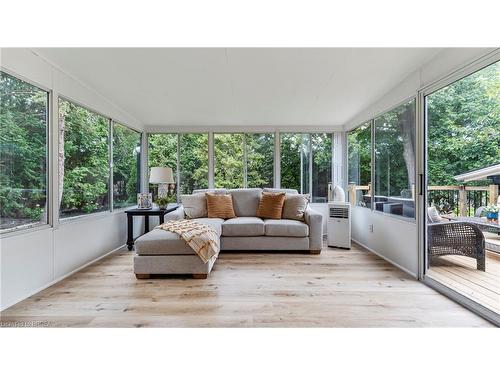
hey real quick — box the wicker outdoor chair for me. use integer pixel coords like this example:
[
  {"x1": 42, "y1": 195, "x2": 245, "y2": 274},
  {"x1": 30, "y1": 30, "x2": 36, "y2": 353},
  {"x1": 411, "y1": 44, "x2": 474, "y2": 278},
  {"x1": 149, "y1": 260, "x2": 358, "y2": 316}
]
[{"x1": 427, "y1": 221, "x2": 485, "y2": 271}]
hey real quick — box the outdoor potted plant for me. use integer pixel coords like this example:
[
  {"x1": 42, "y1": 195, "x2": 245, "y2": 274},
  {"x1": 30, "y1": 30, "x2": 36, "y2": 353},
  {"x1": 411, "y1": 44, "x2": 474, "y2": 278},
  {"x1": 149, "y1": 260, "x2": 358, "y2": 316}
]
[{"x1": 484, "y1": 204, "x2": 499, "y2": 221}]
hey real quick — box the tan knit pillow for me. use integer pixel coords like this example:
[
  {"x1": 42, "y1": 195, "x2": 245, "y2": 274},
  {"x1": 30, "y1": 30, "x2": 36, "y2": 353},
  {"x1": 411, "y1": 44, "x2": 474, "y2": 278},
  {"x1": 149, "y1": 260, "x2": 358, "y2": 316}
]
[
  {"x1": 282, "y1": 194, "x2": 309, "y2": 221},
  {"x1": 256, "y1": 192, "x2": 286, "y2": 219},
  {"x1": 206, "y1": 193, "x2": 236, "y2": 219}
]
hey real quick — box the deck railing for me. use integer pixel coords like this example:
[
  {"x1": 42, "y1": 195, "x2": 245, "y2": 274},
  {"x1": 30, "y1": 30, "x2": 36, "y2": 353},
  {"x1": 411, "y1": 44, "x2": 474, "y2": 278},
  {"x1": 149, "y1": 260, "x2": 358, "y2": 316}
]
[{"x1": 348, "y1": 183, "x2": 499, "y2": 217}]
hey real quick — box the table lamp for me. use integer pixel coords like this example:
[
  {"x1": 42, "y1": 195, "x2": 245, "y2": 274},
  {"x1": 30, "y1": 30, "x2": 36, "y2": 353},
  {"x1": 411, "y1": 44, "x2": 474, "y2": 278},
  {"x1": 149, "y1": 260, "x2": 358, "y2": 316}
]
[{"x1": 149, "y1": 167, "x2": 174, "y2": 198}]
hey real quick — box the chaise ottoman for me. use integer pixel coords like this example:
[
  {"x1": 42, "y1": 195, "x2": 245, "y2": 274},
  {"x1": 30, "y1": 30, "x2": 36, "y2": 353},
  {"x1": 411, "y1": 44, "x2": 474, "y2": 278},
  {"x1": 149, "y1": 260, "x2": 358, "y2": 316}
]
[{"x1": 133, "y1": 218, "x2": 223, "y2": 279}]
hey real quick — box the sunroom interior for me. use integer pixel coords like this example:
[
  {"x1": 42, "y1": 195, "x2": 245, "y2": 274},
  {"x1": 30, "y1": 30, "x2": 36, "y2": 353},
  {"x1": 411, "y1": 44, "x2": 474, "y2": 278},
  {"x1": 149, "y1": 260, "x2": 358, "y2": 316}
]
[{"x1": 0, "y1": 47, "x2": 498, "y2": 327}]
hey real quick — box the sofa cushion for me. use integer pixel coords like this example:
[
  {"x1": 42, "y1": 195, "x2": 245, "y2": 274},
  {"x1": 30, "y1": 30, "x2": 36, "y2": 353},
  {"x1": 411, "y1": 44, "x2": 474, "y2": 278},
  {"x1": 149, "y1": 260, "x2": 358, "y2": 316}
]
[
  {"x1": 263, "y1": 188, "x2": 299, "y2": 194},
  {"x1": 264, "y1": 219, "x2": 309, "y2": 237},
  {"x1": 222, "y1": 217, "x2": 265, "y2": 237},
  {"x1": 193, "y1": 188, "x2": 227, "y2": 195},
  {"x1": 181, "y1": 193, "x2": 207, "y2": 219},
  {"x1": 228, "y1": 188, "x2": 262, "y2": 217},
  {"x1": 256, "y1": 192, "x2": 286, "y2": 219},
  {"x1": 206, "y1": 193, "x2": 236, "y2": 219},
  {"x1": 282, "y1": 194, "x2": 309, "y2": 221},
  {"x1": 135, "y1": 218, "x2": 223, "y2": 255}
]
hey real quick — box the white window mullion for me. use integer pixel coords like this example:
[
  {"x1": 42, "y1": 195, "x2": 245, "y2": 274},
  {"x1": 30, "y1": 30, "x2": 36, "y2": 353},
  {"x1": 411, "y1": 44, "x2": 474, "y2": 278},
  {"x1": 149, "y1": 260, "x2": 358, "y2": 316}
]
[
  {"x1": 208, "y1": 132, "x2": 214, "y2": 189},
  {"x1": 274, "y1": 130, "x2": 280, "y2": 188}
]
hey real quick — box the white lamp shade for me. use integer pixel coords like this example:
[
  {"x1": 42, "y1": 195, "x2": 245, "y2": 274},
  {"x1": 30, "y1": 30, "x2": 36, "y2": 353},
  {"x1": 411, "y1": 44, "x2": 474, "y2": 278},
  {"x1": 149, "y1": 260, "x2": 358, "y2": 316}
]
[{"x1": 149, "y1": 167, "x2": 175, "y2": 184}]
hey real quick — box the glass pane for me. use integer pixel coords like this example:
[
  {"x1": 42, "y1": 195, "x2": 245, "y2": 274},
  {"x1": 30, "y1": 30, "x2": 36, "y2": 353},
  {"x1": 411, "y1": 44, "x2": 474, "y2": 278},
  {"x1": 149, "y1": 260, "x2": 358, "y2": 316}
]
[
  {"x1": 214, "y1": 133, "x2": 244, "y2": 189},
  {"x1": 425, "y1": 61, "x2": 500, "y2": 316},
  {"x1": 59, "y1": 99, "x2": 110, "y2": 218},
  {"x1": 112, "y1": 123, "x2": 141, "y2": 209},
  {"x1": 179, "y1": 133, "x2": 208, "y2": 194},
  {"x1": 311, "y1": 133, "x2": 332, "y2": 203},
  {"x1": 427, "y1": 61, "x2": 500, "y2": 216},
  {"x1": 280, "y1": 133, "x2": 302, "y2": 192},
  {"x1": 348, "y1": 122, "x2": 372, "y2": 208},
  {"x1": 246, "y1": 133, "x2": 274, "y2": 188},
  {"x1": 148, "y1": 133, "x2": 178, "y2": 200},
  {"x1": 374, "y1": 99, "x2": 416, "y2": 219},
  {"x1": 301, "y1": 134, "x2": 311, "y2": 195},
  {"x1": 0, "y1": 72, "x2": 48, "y2": 231}
]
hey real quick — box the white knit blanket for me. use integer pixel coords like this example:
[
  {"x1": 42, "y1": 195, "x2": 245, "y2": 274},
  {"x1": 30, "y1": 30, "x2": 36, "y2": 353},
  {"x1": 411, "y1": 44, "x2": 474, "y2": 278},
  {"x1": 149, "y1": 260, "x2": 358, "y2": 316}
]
[{"x1": 156, "y1": 220, "x2": 219, "y2": 263}]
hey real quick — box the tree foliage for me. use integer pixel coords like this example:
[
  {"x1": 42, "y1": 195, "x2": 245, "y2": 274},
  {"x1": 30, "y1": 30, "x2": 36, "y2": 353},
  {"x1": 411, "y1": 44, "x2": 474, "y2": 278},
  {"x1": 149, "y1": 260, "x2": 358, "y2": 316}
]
[{"x1": 0, "y1": 72, "x2": 47, "y2": 229}]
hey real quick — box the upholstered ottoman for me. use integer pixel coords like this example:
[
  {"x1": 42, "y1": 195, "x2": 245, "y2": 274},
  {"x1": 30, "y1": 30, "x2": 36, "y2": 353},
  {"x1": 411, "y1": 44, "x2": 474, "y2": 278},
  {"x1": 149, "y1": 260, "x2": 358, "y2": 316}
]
[{"x1": 133, "y1": 218, "x2": 223, "y2": 279}]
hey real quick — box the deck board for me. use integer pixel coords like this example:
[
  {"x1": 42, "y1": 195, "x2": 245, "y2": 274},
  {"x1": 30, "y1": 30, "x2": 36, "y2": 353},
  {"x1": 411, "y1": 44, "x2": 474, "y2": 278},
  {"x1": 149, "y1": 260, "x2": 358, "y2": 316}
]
[{"x1": 427, "y1": 252, "x2": 500, "y2": 315}]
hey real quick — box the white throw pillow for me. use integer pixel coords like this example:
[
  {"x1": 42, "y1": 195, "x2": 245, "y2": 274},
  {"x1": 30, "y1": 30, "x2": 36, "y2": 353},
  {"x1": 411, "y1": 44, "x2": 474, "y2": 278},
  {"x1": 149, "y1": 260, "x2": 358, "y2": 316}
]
[
  {"x1": 181, "y1": 193, "x2": 207, "y2": 219},
  {"x1": 427, "y1": 206, "x2": 442, "y2": 223},
  {"x1": 282, "y1": 194, "x2": 309, "y2": 221}
]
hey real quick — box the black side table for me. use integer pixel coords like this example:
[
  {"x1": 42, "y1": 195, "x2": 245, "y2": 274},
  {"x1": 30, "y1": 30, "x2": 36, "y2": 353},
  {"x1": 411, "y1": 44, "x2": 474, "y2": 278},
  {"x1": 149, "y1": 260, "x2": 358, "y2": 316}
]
[{"x1": 125, "y1": 204, "x2": 179, "y2": 250}]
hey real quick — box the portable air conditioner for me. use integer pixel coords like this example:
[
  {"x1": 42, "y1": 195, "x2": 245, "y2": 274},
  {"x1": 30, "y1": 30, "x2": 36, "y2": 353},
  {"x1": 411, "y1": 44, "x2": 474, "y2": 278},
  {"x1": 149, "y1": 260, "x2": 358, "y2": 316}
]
[{"x1": 327, "y1": 202, "x2": 351, "y2": 249}]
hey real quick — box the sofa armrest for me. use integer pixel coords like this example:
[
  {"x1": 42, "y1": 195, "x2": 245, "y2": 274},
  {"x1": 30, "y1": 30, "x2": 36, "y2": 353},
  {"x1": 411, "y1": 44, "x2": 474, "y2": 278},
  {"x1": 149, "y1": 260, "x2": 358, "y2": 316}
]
[
  {"x1": 304, "y1": 206, "x2": 323, "y2": 251},
  {"x1": 164, "y1": 205, "x2": 185, "y2": 221}
]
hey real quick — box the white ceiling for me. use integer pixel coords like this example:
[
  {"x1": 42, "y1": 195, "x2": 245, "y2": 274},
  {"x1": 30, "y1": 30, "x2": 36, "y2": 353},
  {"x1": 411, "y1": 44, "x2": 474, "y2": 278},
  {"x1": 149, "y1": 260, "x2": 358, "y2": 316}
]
[{"x1": 34, "y1": 48, "x2": 442, "y2": 127}]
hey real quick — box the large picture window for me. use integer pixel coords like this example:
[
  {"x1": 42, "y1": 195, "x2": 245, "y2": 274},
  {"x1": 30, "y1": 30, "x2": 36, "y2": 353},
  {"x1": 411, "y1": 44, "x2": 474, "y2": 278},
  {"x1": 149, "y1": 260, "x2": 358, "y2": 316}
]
[
  {"x1": 59, "y1": 99, "x2": 110, "y2": 218},
  {"x1": 280, "y1": 133, "x2": 332, "y2": 199},
  {"x1": 245, "y1": 133, "x2": 274, "y2": 188},
  {"x1": 148, "y1": 133, "x2": 178, "y2": 199},
  {"x1": 214, "y1": 133, "x2": 244, "y2": 189},
  {"x1": 0, "y1": 71, "x2": 48, "y2": 231},
  {"x1": 374, "y1": 99, "x2": 416, "y2": 219},
  {"x1": 311, "y1": 133, "x2": 332, "y2": 203},
  {"x1": 112, "y1": 122, "x2": 141, "y2": 209},
  {"x1": 348, "y1": 122, "x2": 372, "y2": 208},
  {"x1": 179, "y1": 133, "x2": 209, "y2": 194}
]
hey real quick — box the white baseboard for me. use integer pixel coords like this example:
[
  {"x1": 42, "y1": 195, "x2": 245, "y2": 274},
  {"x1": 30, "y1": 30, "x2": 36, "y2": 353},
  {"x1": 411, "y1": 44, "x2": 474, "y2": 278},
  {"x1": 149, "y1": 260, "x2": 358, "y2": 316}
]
[
  {"x1": 352, "y1": 239, "x2": 418, "y2": 279},
  {"x1": 1, "y1": 244, "x2": 126, "y2": 312}
]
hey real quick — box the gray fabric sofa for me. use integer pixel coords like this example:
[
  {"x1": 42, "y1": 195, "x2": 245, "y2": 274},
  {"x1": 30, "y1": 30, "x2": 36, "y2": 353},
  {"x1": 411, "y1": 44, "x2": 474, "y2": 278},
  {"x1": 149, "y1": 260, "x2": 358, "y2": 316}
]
[{"x1": 133, "y1": 188, "x2": 324, "y2": 278}]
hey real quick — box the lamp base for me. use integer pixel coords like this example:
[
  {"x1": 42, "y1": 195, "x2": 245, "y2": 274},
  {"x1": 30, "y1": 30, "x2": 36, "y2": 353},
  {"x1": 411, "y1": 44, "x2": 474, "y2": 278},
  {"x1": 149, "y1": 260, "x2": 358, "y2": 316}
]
[{"x1": 158, "y1": 183, "x2": 169, "y2": 198}]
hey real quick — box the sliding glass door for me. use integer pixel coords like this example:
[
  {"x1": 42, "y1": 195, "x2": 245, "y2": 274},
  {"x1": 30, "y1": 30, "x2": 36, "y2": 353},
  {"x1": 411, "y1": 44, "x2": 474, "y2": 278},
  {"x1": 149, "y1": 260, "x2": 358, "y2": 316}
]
[{"x1": 422, "y1": 58, "x2": 500, "y2": 321}]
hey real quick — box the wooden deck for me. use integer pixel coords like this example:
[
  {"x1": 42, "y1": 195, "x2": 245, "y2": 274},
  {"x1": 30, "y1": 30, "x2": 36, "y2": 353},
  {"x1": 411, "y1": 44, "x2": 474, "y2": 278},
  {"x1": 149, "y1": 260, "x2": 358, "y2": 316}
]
[
  {"x1": 0, "y1": 242, "x2": 492, "y2": 327},
  {"x1": 427, "y1": 251, "x2": 500, "y2": 315}
]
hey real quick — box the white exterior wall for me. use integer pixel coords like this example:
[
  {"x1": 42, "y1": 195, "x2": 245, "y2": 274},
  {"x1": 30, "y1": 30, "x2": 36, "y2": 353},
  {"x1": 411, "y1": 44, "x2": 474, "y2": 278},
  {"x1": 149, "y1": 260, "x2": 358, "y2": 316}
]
[{"x1": 0, "y1": 48, "x2": 145, "y2": 310}]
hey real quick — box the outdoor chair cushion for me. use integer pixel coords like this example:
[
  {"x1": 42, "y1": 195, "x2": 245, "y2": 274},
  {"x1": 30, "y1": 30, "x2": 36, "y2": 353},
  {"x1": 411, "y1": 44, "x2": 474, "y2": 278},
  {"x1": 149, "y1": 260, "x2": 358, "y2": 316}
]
[{"x1": 222, "y1": 217, "x2": 265, "y2": 236}]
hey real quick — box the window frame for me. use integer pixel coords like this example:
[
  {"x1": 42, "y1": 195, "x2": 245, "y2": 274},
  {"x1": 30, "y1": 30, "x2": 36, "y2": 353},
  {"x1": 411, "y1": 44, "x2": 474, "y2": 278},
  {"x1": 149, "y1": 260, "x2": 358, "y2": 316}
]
[
  {"x1": 346, "y1": 95, "x2": 417, "y2": 223},
  {"x1": 0, "y1": 68, "x2": 51, "y2": 235}
]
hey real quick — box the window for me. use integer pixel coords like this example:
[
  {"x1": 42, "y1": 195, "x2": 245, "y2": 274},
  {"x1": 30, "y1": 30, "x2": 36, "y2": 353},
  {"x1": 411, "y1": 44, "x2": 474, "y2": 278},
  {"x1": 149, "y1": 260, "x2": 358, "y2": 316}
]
[
  {"x1": 348, "y1": 122, "x2": 372, "y2": 208},
  {"x1": 179, "y1": 133, "x2": 209, "y2": 194},
  {"x1": 245, "y1": 133, "x2": 274, "y2": 188},
  {"x1": 280, "y1": 133, "x2": 332, "y2": 199},
  {"x1": 112, "y1": 122, "x2": 141, "y2": 209},
  {"x1": 148, "y1": 133, "x2": 178, "y2": 199},
  {"x1": 214, "y1": 133, "x2": 244, "y2": 189},
  {"x1": 0, "y1": 71, "x2": 48, "y2": 231},
  {"x1": 374, "y1": 99, "x2": 416, "y2": 219},
  {"x1": 59, "y1": 99, "x2": 110, "y2": 218},
  {"x1": 311, "y1": 133, "x2": 332, "y2": 202},
  {"x1": 280, "y1": 133, "x2": 304, "y2": 192}
]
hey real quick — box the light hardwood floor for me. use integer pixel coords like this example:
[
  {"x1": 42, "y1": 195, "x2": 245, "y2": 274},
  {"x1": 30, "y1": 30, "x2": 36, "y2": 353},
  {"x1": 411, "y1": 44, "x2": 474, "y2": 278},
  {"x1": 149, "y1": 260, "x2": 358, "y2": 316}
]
[
  {"x1": 427, "y1": 251, "x2": 500, "y2": 315},
  {"x1": 0, "y1": 243, "x2": 492, "y2": 327}
]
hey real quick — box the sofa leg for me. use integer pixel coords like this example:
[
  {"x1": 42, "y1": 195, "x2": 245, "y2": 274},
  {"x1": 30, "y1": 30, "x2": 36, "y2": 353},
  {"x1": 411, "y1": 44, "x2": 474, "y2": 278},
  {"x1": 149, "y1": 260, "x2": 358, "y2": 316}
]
[
  {"x1": 135, "y1": 273, "x2": 150, "y2": 279},
  {"x1": 192, "y1": 273, "x2": 208, "y2": 279},
  {"x1": 310, "y1": 250, "x2": 321, "y2": 255}
]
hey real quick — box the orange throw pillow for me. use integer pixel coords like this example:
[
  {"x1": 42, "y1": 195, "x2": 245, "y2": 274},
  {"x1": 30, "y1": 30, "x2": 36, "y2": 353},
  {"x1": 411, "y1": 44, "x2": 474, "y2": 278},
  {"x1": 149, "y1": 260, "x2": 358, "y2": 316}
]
[
  {"x1": 206, "y1": 193, "x2": 236, "y2": 219},
  {"x1": 256, "y1": 192, "x2": 286, "y2": 219}
]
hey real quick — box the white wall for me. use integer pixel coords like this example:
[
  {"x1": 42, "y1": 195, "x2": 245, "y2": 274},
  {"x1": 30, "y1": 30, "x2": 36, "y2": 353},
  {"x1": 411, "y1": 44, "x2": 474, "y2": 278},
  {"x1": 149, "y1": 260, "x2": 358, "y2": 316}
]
[
  {"x1": 344, "y1": 48, "x2": 497, "y2": 278},
  {"x1": 0, "y1": 48, "x2": 145, "y2": 310}
]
